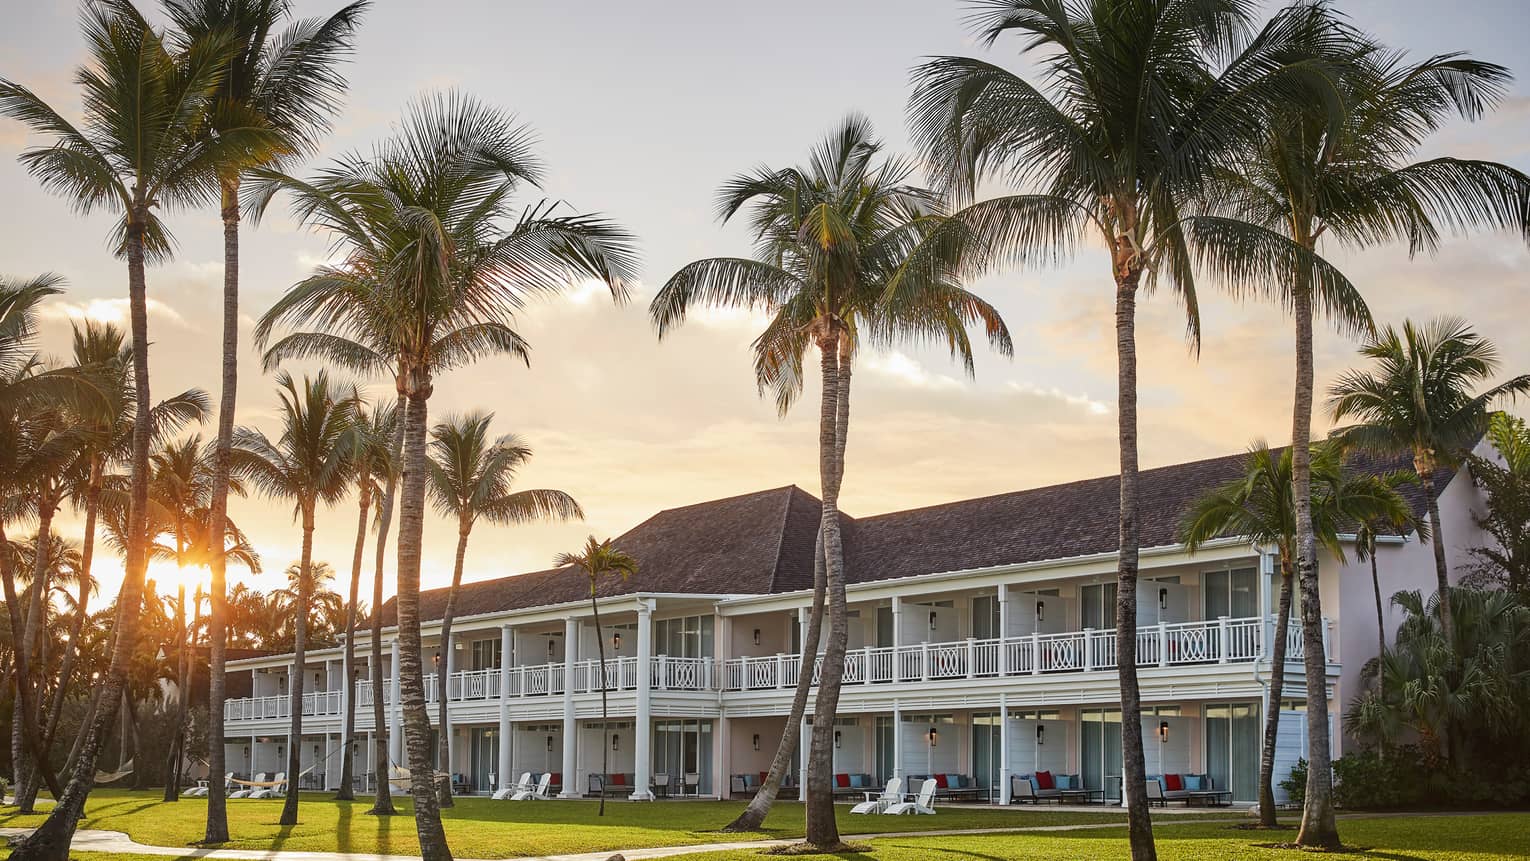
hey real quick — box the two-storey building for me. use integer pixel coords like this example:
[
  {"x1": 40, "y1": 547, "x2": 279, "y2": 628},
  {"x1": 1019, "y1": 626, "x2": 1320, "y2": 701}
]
[{"x1": 221, "y1": 443, "x2": 1491, "y2": 804}]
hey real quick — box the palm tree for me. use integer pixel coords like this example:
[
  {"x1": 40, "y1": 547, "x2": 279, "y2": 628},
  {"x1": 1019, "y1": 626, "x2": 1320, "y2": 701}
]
[
  {"x1": 907, "y1": 4, "x2": 1358, "y2": 854},
  {"x1": 1207, "y1": 25, "x2": 1530, "y2": 841},
  {"x1": 251, "y1": 92, "x2": 636, "y2": 855},
  {"x1": 651, "y1": 117, "x2": 1009, "y2": 844},
  {"x1": 335, "y1": 396, "x2": 395, "y2": 801},
  {"x1": 1181, "y1": 441, "x2": 1417, "y2": 826},
  {"x1": 553, "y1": 537, "x2": 637, "y2": 817},
  {"x1": 1330, "y1": 319, "x2": 1530, "y2": 645},
  {"x1": 230, "y1": 371, "x2": 356, "y2": 825},
  {"x1": 156, "y1": 0, "x2": 367, "y2": 835},
  {"x1": 0, "y1": 5, "x2": 270, "y2": 851},
  {"x1": 426, "y1": 412, "x2": 581, "y2": 806},
  {"x1": 278, "y1": 559, "x2": 344, "y2": 648}
]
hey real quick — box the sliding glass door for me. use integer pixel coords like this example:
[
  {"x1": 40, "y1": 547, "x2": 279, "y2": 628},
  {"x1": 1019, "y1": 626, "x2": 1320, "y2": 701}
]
[
  {"x1": 468, "y1": 727, "x2": 498, "y2": 793},
  {"x1": 653, "y1": 719, "x2": 713, "y2": 795},
  {"x1": 1205, "y1": 703, "x2": 1259, "y2": 801},
  {"x1": 1080, "y1": 708, "x2": 1123, "y2": 801}
]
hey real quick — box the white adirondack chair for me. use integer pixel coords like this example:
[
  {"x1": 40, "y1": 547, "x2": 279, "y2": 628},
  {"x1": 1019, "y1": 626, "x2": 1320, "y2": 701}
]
[
  {"x1": 882, "y1": 778, "x2": 938, "y2": 815},
  {"x1": 493, "y1": 772, "x2": 533, "y2": 800},
  {"x1": 850, "y1": 778, "x2": 903, "y2": 814},
  {"x1": 229, "y1": 772, "x2": 265, "y2": 799},
  {"x1": 511, "y1": 772, "x2": 552, "y2": 800}
]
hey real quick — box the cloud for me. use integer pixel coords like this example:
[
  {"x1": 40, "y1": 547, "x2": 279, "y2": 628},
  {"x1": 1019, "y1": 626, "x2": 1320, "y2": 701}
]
[{"x1": 37, "y1": 296, "x2": 189, "y2": 328}]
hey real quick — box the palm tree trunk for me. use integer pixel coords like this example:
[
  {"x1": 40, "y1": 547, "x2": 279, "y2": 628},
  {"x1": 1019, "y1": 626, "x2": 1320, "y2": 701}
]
[
  {"x1": 11, "y1": 211, "x2": 155, "y2": 861},
  {"x1": 14, "y1": 492, "x2": 60, "y2": 812},
  {"x1": 204, "y1": 179, "x2": 242, "y2": 844},
  {"x1": 721, "y1": 528, "x2": 825, "y2": 833},
  {"x1": 337, "y1": 474, "x2": 372, "y2": 802},
  {"x1": 1292, "y1": 277, "x2": 1340, "y2": 849},
  {"x1": 1112, "y1": 265, "x2": 1155, "y2": 861},
  {"x1": 164, "y1": 585, "x2": 190, "y2": 801},
  {"x1": 396, "y1": 380, "x2": 453, "y2": 861},
  {"x1": 1370, "y1": 534, "x2": 1384, "y2": 698},
  {"x1": 34, "y1": 459, "x2": 101, "y2": 780},
  {"x1": 369, "y1": 394, "x2": 406, "y2": 817},
  {"x1": 1256, "y1": 553, "x2": 1294, "y2": 826},
  {"x1": 279, "y1": 512, "x2": 316, "y2": 826},
  {"x1": 592, "y1": 590, "x2": 607, "y2": 818},
  {"x1": 1412, "y1": 451, "x2": 1454, "y2": 644},
  {"x1": 435, "y1": 524, "x2": 471, "y2": 809},
  {"x1": 0, "y1": 517, "x2": 64, "y2": 806},
  {"x1": 804, "y1": 328, "x2": 848, "y2": 852},
  {"x1": 64, "y1": 683, "x2": 103, "y2": 778}
]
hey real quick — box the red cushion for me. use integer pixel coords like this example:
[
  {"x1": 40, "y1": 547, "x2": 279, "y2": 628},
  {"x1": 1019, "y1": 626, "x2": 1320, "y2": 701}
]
[
  {"x1": 550, "y1": 773, "x2": 561, "y2": 785},
  {"x1": 759, "y1": 772, "x2": 769, "y2": 784},
  {"x1": 611, "y1": 773, "x2": 624, "y2": 786},
  {"x1": 1164, "y1": 774, "x2": 1183, "y2": 792},
  {"x1": 1035, "y1": 770, "x2": 1054, "y2": 790},
  {"x1": 934, "y1": 774, "x2": 949, "y2": 789},
  {"x1": 835, "y1": 773, "x2": 850, "y2": 788}
]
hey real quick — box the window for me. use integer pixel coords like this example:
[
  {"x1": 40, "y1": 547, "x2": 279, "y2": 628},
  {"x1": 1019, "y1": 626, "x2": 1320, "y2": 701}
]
[
  {"x1": 654, "y1": 615, "x2": 714, "y2": 659},
  {"x1": 1081, "y1": 583, "x2": 1117, "y2": 630},
  {"x1": 876, "y1": 605, "x2": 894, "y2": 648},
  {"x1": 971, "y1": 596, "x2": 1000, "y2": 640},
  {"x1": 471, "y1": 638, "x2": 501, "y2": 671},
  {"x1": 1203, "y1": 567, "x2": 1258, "y2": 620}
]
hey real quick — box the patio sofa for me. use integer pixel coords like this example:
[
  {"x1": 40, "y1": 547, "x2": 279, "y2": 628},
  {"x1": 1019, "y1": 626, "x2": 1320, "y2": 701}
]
[
  {"x1": 909, "y1": 773, "x2": 987, "y2": 802},
  {"x1": 1010, "y1": 771, "x2": 1082, "y2": 803},
  {"x1": 730, "y1": 772, "x2": 799, "y2": 799},
  {"x1": 1145, "y1": 773, "x2": 1215, "y2": 806},
  {"x1": 588, "y1": 773, "x2": 636, "y2": 797},
  {"x1": 832, "y1": 773, "x2": 876, "y2": 799}
]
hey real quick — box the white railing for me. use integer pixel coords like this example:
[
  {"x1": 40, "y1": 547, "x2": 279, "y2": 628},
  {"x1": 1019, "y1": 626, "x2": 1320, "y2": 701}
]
[{"x1": 223, "y1": 690, "x2": 342, "y2": 721}]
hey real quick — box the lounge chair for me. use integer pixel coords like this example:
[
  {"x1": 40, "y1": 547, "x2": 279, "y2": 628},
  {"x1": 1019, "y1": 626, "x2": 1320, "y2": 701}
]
[
  {"x1": 883, "y1": 779, "x2": 938, "y2": 815},
  {"x1": 493, "y1": 772, "x2": 532, "y2": 800},
  {"x1": 229, "y1": 772, "x2": 265, "y2": 799},
  {"x1": 850, "y1": 778, "x2": 903, "y2": 814},
  {"x1": 511, "y1": 772, "x2": 552, "y2": 800},
  {"x1": 250, "y1": 772, "x2": 286, "y2": 799}
]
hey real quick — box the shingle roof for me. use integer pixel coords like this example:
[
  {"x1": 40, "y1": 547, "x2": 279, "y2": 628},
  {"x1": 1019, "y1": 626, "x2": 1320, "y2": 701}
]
[{"x1": 378, "y1": 447, "x2": 1446, "y2": 624}]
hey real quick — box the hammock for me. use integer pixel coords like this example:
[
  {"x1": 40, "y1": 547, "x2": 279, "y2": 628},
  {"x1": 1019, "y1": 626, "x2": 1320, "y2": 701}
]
[{"x1": 95, "y1": 759, "x2": 134, "y2": 784}]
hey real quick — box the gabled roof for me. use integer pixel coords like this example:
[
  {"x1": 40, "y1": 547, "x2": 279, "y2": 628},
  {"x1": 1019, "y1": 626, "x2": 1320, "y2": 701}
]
[{"x1": 378, "y1": 446, "x2": 1445, "y2": 625}]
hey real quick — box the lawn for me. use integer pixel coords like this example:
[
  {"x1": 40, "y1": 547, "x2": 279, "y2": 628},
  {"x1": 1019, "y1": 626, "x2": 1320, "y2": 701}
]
[{"x1": 0, "y1": 789, "x2": 1234, "y2": 858}]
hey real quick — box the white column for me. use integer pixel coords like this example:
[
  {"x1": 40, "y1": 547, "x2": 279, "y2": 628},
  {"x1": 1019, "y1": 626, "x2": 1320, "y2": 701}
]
[
  {"x1": 891, "y1": 596, "x2": 903, "y2": 648},
  {"x1": 442, "y1": 631, "x2": 455, "y2": 759},
  {"x1": 388, "y1": 639, "x2": 402, "y2": 765},
  {"x1": 1260, "y1": 550, "x2": 1277, "y2": 658},
  {"x1": 326, "y1": 732, "x2": 340, "y2": 790},
  {"x1": 998, "y1": 693, "x2": 1010, "y2": 804},
  {"x1": 798, "y1": 714, "x2": 810, "y2": 803},
  {"x1": 497, "y1": 624, "x2": 512, "y2": 793},
  {"x1": 997, "y1": 584, "x2": 1010, "y2": 676},
  {"x1": 631, "y1": 600, "x2": 655, "y2": 800},
  {"x1": 892, "y1": 699, "x2": 903, "y2": 780},
  {"x1": 559, "y1": 616, "x2": 579, "y2": 797}
]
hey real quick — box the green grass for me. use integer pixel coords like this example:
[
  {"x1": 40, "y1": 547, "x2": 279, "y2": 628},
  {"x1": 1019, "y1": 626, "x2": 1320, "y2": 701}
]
[
  {"x1": 0, "y1": 789, "x2": 1234, "y2": 858},
  {"x1": 678, "y1": 814, "x2": 1530, "y2": 861}
]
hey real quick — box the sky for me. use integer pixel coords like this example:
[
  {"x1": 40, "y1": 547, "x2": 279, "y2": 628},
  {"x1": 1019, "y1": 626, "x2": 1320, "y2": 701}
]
[{"x1": 2, "y1": 0, "x2": 1528, "y2": 608}]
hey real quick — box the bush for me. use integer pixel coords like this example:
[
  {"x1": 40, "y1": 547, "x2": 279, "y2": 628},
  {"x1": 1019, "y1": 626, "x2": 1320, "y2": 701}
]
[
  {"x1": 1331, "y1": 745, "x2": 1530, "y2": 810},
  {"x1": 1280, "y1": 758, "x2": 1307, "y2": 808}
]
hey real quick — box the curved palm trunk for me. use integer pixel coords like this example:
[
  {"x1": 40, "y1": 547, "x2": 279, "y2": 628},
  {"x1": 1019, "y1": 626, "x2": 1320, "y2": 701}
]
[
  {"x1": 397, "y1": 381, "x2": 453, "y2": 861},
  {"x1": 279, "y1": 511, "x2": 316, "y2": 826},
  {"x1": 804, "y1": 329, "x2": 848, "y2": 851},
  {"x1": 1113, "y1": 264, "x2": 1155, "y2": 861},
  {"x1": 12, "y1": 213, "x2": 155, "y2": 861},
  {"x1": 14, "y1": 491, "x2": 61, "y2": 812},
  {"x1": 368, "y1": 395, "x2": 406, "y2": 817},
  {"x1": 591, "y1": 588, "x2": 608, "y2": 817},
  {"x1": 1412, "y1": 451, "x2": 1453, "y2": 644},
  {"x1": 1369, "y1": 536, "x2": 1384, "y2": 697},
  {"x1": 205, "y1": 181, "x2": 242, "y2": 844},
  {"x1": 434, "y1": 524, "x2": 472, "y2": 808},
  {"x1": 721, "y1": 529, "x2": 825, "y2": 832},
  {"x1": 1292, "y1": 281, "x2": 1340, "y2": 849},
  {"x1": 1256, "y1": 553, "x2": 1294, "y2": 826},
  {"x1": 337, "y1": 473, "x2": 373, "y2": 801},
  {"x1": 0, "y1": 517, "x2": 65, "y2": 808},
  {"x1": 164, "y1": 585, "x2": 192, "y2": 801}
]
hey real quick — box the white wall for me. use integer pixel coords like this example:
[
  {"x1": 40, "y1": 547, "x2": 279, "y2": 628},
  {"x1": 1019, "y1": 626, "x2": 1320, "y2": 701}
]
[{"x1": 1140, "y1": 716, "x2": 1192, "y2": 775}]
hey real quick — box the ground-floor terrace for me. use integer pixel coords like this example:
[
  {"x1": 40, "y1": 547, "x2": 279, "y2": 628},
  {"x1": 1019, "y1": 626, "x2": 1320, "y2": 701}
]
[{"x1": 223, "y1": 689, "x2": 1324, "y2": 807}]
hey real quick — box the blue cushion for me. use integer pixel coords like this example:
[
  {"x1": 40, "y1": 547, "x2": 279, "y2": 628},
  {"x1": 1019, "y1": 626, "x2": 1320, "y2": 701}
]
[
  {"x1": 1184, "y1": 775, "x2": 1202, "y2": 791},
  {"x1": 849, "y1": 774, "x2": 865, "y2": 788},
  {"x1": 1059, "y1": 775, "x2": 1073, "y2": 790}
]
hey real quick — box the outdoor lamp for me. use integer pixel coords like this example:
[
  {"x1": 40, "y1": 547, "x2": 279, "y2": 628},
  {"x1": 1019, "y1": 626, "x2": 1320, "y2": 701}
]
[
  {"x1": 928, "y1": 610, "x2": 938, "y2": 631},
  {"x1": 244, "y1": 745, "x2": 250, "y2": 757},
  {"x1": 614, "y1": 632, "x2": 622, "y2": 650},
  {"x1": 1036, "y1": 600, "x2": 1045, "y2": 622},
  {"x1": 433, "y1": 652, "x2": 440, "y2": 667},
  {"x1": 834, "y1": 731, "x2": 842, "y2": 749},
  {"x1": 752, "y1": 734, "x2": 761, "y2": 751},
  {"x1": 1159, "y1": 588, "x2": 1168, "y2": 612},
  {"x1": 1036, "y1": 725, "x2": 1045, "y2": 745},
  {"x1": 548, "y1": 640, "x2": 557, "y2": 659},
  {"x1": 1159, "y1": 721, "x2": 1169, "y2": 743},
  {"x1": 546, "y1": 735, "x2": 554, "y2": 752},
  {"x1": 612, "y1": 734, "x2": 620, "y2": 752},
  {"x1": 927, "y1": 726, "x2": 938, "y2": 747},
  {"x1": 753, "y1": 628, "x2": 761, "y2": 646}
]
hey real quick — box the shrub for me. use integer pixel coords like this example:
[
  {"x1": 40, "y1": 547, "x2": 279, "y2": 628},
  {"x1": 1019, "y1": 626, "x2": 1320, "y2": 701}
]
[{"x1": 1279, "y1": 758, "x2": 1307, "y2": 808}]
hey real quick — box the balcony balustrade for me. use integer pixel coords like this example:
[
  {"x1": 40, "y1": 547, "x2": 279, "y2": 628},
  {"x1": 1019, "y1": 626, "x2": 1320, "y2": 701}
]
[{"x1": 224, "y1": 615, "x2": 1329, "y2": 720}]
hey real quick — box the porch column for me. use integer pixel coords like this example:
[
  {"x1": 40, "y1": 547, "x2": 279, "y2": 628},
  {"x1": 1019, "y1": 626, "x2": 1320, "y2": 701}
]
[
  {"x1": 1260, "y1": 550, "x2": 1277, "y2": 658},
  {"x1": 388, "y1": 639, "x2": 402, "y2": 765},
  {"x1": 892, "y1": 699, "x2": 903, "y2": 780},
  {"x1": 326, "y1": 732, "x2": 340, "y2": 790},
  {"x1": 442, "y1": 631, "x2": 455, "y2": 759},
  {"x1": 631, "y1": 600, "x2": 655, "y2": 800},
  {"x1": 891, "y1": 596, "x2": 903, "y2": 648},
  {"x1": 997, "y1": 584, "x2": 1010, "y2": 676},
  {"x1": 799, "y1": 713, "x2": 810, "y2": 803},
  {"x1": 998, "y1": 693, "x2": 1010, "y2": 804},
  {"x1": 497, "y1": 624, "x2": 512, "y2": 792},
  {"x1": 559, "y1": 616, "x2": 579, "y2": 797}
]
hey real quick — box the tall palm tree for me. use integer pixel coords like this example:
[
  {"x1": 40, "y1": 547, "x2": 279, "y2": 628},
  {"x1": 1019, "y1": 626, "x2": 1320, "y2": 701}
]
[
  {"x1": 1181, "y1": 441, "x2": 1417, "y2": 826},
  {"x1": 1207, "y1": 25, "x2": 1530, "y2": 840},
  {"x1": 250, "y1": 92, "x2": 636, "y2": 857},
  {"x1": 278, "y1": 559, "x2": 344, "y2": 647},
  {"x1": 1329, "y1": 319, "x2": 1530, "y2": 645},
  {"x1": 553, "y1": 537, "x2": 637, "y2": 817},
  {"x1": 157, "y1": 0, "x2": 367, "y2": 836},
  {"x1": 907, "y1": 4, "x2": 1357, "y2": 854},
  {"x1": 426, "y1": 412, "x2": 581, "y2": 805},
  {"x1": 651, "y1": 116, "x2": 1010, "y2": 846},
  {"x1": 229, "y1": 371, "x2": 356, "y2": 825},
  {"x1": 0, "y1": 5, "x2": 269, "y2": 851},
  {"x1": 335, "y1": 396, "x2": 395, "y2": 801}
]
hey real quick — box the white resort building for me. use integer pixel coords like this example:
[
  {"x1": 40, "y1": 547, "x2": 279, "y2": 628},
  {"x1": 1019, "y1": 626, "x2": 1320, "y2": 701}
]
[{"x1": 221, "y1": 443, "x2": 1492, "y2": 805}]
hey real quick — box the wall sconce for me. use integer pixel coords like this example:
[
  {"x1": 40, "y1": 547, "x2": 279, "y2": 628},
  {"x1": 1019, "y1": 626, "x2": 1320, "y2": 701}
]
[
  {"x1": 1158, "y1": 721, "x2": 1169, "y2": 744},
  {"x1": 314, "y1": 744, "x2": 322, "y2": 759},
  {"x1": 1158, "y1": 588, "x2": 1168, "y2": 612},
  {"x1": 244, "y1": 745, "x2": 251, "y2": 757},
  {"x1": 433, "y1": 652, "x2": 440, "y2": 668},
  {"x1": 613, "y1": 632, "x2": 622, "y2": 650},
  {"x1": 834, "y1": 731, "x2": 842, "y2": 750},
  {"x1": 546, "y1": 735, "x2": 554, "y2": 752},
  {"x1": 753, "y1": 628, "x2": 762, "y2": 646},
  {"x1": 277, "y1": 745, "x2": 284, "y2": 758},
  {"x1": 1036, "y1": 725, "x2": 1045, "y2": 745},
  {"x1": 927, "y1": 726, "x2": 938, "y2": 747},
  {"x1": 548, "y1": 639, "x2": 557, "y2": 659},
  {"x1": 612, "y1": 734, "x2": 620, "y2": 752},
  {"x1": 1036, "y1": 600, "x2": 1045, "y2": 622},
  {"x1": 752, "y1": 734, "x2": 761, "y2": 751},
  {"x1": 314, "y1": 672, "x2": 321, "y2": 687},
  {"x1": 928, "y1": 610, "x2": 938, "y2": 631}
]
